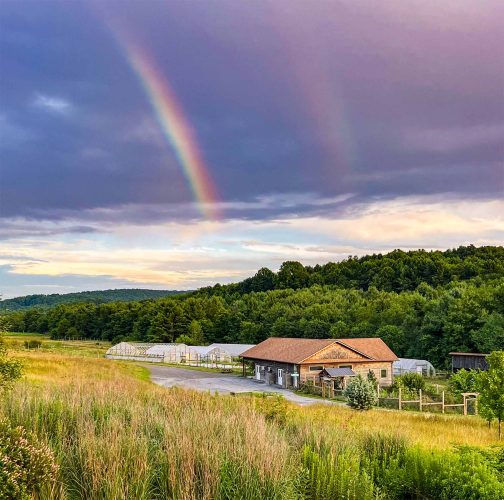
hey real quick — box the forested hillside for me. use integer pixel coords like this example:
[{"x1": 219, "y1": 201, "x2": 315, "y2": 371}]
[
  {"x1": 2, "y1": 246, "x2": 503, "y2": 367},
  {"x1": 198, "y1": 245, "x2": 504, "y2": 296},
  {"x1": 0, "y1": 288, "x2": 186, "y2": 312}
]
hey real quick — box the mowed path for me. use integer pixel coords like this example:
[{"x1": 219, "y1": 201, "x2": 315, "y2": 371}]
[{"x1": 144, "y1": 365, "x2": 338, "y2": 406}]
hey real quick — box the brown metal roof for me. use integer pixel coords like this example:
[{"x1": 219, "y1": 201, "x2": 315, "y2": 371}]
[
  {"x1": 449, "y1": 352, "x2": 489, "y2": 357},
  {"x1": 241, "y1": 337, "x2": 398, "y2": 364},
  {"x1": 240, "y1": 338, "x2": 335, "y2": 364},
  {"x1": 337, "y1": 338, "x2": 398, "y2": 362}
]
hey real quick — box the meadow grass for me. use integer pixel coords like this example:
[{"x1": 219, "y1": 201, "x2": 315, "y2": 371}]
[
  {"x1": 2, "y1": 346, "x2": 504, "y2": 499},
  {"x1": 3, "y1": 332, "x2": 110, "y2": 358}
]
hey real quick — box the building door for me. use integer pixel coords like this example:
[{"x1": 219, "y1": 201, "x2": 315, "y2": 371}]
[
  {"x1": 255, "y1": 365, "x2": 261, "y2": 380},
  {"x1": 277, "y1": 368, "x2": 284, "y2": 386}
]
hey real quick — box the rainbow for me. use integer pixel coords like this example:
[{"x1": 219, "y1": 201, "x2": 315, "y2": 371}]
[{"x1": 109, "y1": 29, "x2": 221, "y2": 221}]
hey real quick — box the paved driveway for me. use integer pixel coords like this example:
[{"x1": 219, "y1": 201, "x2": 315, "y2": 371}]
[{"x1": 145, "y1": 365, "x2": 338, "y2": 406}]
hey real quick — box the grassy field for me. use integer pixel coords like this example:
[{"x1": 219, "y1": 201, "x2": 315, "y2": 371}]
[
  {"x1": 2, "y1": 337, "x2": 504, "y2": 499},
  {"x1": 3, "y1": 332, "x2": 110, "y2": 358}
]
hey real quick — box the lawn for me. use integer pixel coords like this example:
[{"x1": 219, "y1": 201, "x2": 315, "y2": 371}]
[{"x1": 2, "y1": 339, "x2": 504, "y2": 499}]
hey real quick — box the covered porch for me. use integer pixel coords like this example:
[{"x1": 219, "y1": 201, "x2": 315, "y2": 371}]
[{"x1": 319, "y1": 367, "x2": 356, "y2": 395}]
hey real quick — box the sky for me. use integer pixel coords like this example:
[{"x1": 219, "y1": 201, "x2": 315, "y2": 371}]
[{"x1": 0, "y1": 0, "x2": 503, "y2": 298}]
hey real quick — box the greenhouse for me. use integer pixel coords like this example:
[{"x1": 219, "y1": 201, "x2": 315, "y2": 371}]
[
  {"x1": 105, "y1": 341, "x2": 256, "y2": 367},
  {"x1": 393, "y1": 358, "x2": 436, "y2": 377},
  {"x1": 105, "y1": 342, "x2": 163, "y2": 362}
]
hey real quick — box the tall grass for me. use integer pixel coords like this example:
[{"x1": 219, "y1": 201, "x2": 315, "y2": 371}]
[{"x1": 2, "y1": 351, "x2": 503, "y2": 499}]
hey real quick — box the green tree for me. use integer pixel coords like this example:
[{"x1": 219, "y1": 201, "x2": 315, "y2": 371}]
[
  {"x1": 344, "y1": 375, "x2": 378, "y2": 410},
  {"x1": 250, "y1": 267, "x2": 275, "y2": 292},
  {"x1": 187, "y1": 320, "x2": 204, "y2": 345},
  {"x1": 449, "y1": 369, "x2": 477, "y2": 394},
  {"x1": 367, "y1": 369, "x2": 378, "y2": 386},
  {"x1": 471, "y1": 313, "x2": 504, "y2": 353},
  {"x1": 275, "y1": 261, "x2": 309, "y2": 290},
  {"x1": 0, "y1": 336, "x2": 23, "y2": 391},
  {"x1": 174, "y1": 334, "x2": 193, "y2": 345},
  {"x1": 476, "y1": 351, "x2": 504, "y2": 438}
]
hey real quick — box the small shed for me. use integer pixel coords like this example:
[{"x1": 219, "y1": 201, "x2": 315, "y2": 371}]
[
  {"x1": 320, "y1": 367, "x2": 356, "y2": 390},
  {"x1": 393, "y1": 358, "x2": 436, "y2": 377},
  {"x1": 450, "y1": 352, "x2": 489, "y2": 371}
]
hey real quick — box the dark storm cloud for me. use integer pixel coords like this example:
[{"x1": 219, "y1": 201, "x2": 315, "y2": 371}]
[{"x1": 0, "y1": 0, "x2": 502, "y2": 223}]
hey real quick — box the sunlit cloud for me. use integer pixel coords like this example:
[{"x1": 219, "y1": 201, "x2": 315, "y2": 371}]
[
  {"x1": 0, "y1": 196, "x2": 502, "y2": 295},
  {"x1": 32, "y1": 93, "x2": 72, "y2": 114}
]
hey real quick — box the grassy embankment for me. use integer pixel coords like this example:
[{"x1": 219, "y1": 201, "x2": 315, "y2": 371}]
[{"x1": 2, "y1": 334, "x2": 504, "y2": 499}]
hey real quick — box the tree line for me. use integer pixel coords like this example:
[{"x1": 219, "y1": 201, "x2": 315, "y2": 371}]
[
  {"x1": 0, "y1": 288, "x2": 186, "y2": 312},
  {"x1": 2, "y1": 280, "x2": 503, "y2": 368},
  {"x1": 197, "y1": 245, "x2": 504, "y2": 296},
  {"x1": 1, "y1": 246, "x2": 503, "y2": 367}
]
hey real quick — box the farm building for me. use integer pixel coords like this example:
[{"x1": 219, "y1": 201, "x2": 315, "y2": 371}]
[
  {"x1": 393, "y1": 358, "x2": 436, "y2": 377},
  {"x1": 185, "y1": 345, "x2": 234, "y2": 364},
  {"x1": 241, "y1": 337, "x2": 398, "y2": 389},
  {"x1": 105, "y1": 342, "x2": 165, "y2": 362},
  {"x1": 450, "y1": 352, "x2": 489, "y2": 371},
  {"x1": 145, "y1": 344, "x2": 188, "y2": 363},
  {"x1": 105, "y1": 341, "x2": 255, "y2": 366},
  {"x1": 208, "y1": 343, "x2": 255, "y2": 358}
]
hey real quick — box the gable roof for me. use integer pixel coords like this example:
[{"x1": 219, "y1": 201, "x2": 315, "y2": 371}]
[
  {"x1": 241, "y1": 338, "x2": 335, "y2": 364},
  {"x1": 241, "y1": 337, "x2": 398, "y2": 364},
  {"x1": 336, "y1": 338, "x2": 398, "y2": 362}
]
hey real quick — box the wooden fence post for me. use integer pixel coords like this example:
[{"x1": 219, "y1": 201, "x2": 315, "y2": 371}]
[
  {"x1": 463, "y1": 394, "x2": 467, "y2": 416},
  {"x1": 419, "y1": 389, "x2": 423, "y2": 412},
  {"x1": 442, "y1": 391, "x2": 445, "y2": 414},
  {"x1": 398, "y1": 387, "x2": 402, "y2": 411}
]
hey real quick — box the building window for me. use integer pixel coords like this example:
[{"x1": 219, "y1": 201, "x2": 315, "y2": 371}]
[
  {"x1": 381, "y1": 369, "x2": 387, "y2": 378},
  {"x1": 339, "y1": 365, "x2": 352, "y2": 369},
  {"x1": 309, "y1": 365, "x2": 324, "y2": 371}
]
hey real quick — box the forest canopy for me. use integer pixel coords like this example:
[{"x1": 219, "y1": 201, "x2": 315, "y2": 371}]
[{"x1": 2, "y1": 246, "x2": 503, "y2": 368}]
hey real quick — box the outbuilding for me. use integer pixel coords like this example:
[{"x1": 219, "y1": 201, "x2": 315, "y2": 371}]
[
  {"x1": 106, "y1": 342, "x2": 161, "y2": 362},
  {"x1": 393, "y1": 358, "x2": 436, "y2": 377},
  {"x1": 241, "y1": 337, "x2": 398, "y2": 389},
  {"x1": 450, "y1": 352, "x2": 489, "y2": 371}
]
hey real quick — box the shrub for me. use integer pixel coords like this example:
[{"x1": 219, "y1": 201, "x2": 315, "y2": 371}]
[
  {"x1": 0, "y1": 339, "x2": 23, "y2": 390},
  {"x1": 344, "y1": 375, "x2": 377, "y2": 410},
  {"x1": 449, "y1": 368, "x2": 477, "y2": 394},
  {"x1": 0, "y1": 418, "x2": 58, "y2": 499},
  {"x1": 397, "y1": 372, "x2": 426, "y2": 391},
  {"x1": 23, "y1": 340, "x2": 42, "y2": 350}
]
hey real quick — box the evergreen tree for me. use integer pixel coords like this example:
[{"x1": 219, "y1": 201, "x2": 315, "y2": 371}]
[{"x1": 344, "y1": 375, "x2": 378, "y2": 410}]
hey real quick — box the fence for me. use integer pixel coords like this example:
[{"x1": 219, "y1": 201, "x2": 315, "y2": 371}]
[{"x1": 377, "y1": 387, "x2": 479, "y2": 415}]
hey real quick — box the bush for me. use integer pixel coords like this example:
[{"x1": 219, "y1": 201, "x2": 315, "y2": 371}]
[
  {"x1": 395, "y1": 372, "x2": 426, "y2": 391},
  {"x1": 344, "y1": 375, "x2": 378, "y2": 410},
  {"x1": 449, "y1": 369, "x2": 477, "y2": 394},
  {"x1": 0, "y1": 340, "x2": 23, "y2": 390},
  {"x1": 0, "y1": 418, "x2": 58, "y2": 499},
  {"x1": 23, "y1": 340, "x2": 42, "y2": 350}
]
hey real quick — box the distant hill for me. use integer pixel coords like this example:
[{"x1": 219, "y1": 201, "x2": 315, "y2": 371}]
[
  {"x1": 197, "y1": 245, "x2": 504, "y2": 296},
  {"x1": 0, "y1": 289, "x2": 188, "y2": 312}
]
